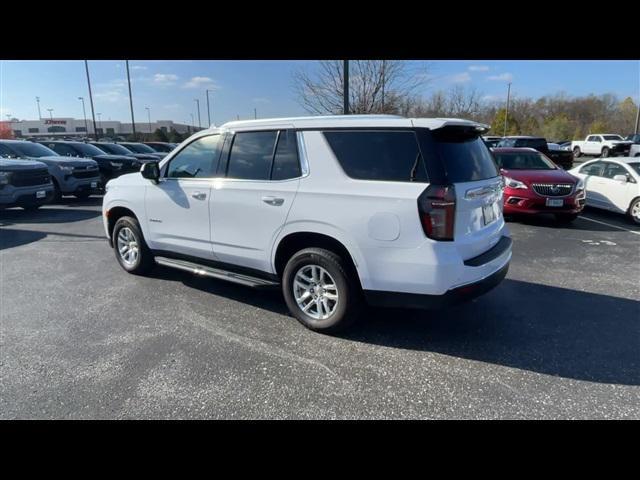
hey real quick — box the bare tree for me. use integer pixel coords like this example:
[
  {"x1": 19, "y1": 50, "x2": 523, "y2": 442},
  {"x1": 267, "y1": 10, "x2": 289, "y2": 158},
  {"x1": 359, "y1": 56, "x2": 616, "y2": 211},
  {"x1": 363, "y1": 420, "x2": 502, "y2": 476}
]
[{"x1": 293, "y1": 60, "x2": 430, "y2": 115}]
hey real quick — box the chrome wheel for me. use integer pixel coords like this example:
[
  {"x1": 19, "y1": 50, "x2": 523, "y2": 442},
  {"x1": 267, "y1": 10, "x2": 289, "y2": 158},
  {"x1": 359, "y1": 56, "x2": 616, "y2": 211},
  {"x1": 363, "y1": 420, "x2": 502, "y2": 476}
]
[
  {"x1": 117, "y1": 227, "x2": 139, "y2": 267},
  {"x1": 632, "y1": 201, "x2": 640, "y2": 222},
  {"x1": 293, "y1": 265, "x2": 339, "y2": 320}
]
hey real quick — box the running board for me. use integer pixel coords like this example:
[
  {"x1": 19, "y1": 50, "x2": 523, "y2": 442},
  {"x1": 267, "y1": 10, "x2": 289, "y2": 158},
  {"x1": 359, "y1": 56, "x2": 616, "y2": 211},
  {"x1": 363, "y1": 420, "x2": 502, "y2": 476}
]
[{"x1": 154, "y1": 256, "x2": 279, "y2": 288}]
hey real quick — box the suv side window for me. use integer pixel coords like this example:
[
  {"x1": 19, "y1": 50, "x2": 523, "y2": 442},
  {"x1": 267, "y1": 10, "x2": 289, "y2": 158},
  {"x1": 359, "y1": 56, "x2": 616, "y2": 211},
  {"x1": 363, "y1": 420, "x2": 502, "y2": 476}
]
[
  {"x1": 323, "y1": 130, "x2": 427, "y2": 182},
  {"x1": 226, "y1": 131, "x2": 278, "y2": 180},
  {"x1": 49, "y1": 144, "x2": 77, "y2": 157},
  {"x1": 271, "y1": 130, "x2": 301, "y2": 180},
  {"x1": 166, "y1": 134, "x2": 221, "y2": 179},
  {"x1": 602, "y1": 162, "x2": 628, "y2": 180},
  {"x1": 580, "y1": 162, "x2": 605, "y2": 176}
]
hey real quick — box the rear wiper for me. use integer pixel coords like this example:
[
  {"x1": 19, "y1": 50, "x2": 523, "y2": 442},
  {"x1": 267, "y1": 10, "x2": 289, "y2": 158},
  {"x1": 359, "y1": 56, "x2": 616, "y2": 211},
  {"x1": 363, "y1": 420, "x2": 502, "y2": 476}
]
[{"x1": 409, "y1": 153, "x2": 421, "y2": 182}]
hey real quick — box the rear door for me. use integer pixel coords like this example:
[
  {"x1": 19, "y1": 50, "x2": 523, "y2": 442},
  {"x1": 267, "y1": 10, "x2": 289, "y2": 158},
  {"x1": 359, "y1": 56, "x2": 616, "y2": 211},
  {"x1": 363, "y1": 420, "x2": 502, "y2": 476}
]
[
  {"x1": 209, "y1": 128, "x2": 301, "y2": 272},
  {"x1": 423, "y1": 127, "x2": 504, "y2": 261}
]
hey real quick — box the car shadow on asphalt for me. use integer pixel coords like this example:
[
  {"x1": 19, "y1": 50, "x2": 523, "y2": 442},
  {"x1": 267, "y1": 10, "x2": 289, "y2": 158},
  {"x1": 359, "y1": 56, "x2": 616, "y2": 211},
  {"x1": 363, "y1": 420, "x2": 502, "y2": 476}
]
[
  {"x1": 0, "y1": 206, "x2": 101, "y2": 226},
  {"x1": 342, "y1": 279, "x2": 640, "y2": 386},
  {"x1": 149, "y1": 265, "x2": 639, "y2": 386},
  {"x1": 0, "y1": 228, "x2": 107, "y2": 250},
  {"x1": 507, "y1": 212, "x2": 631, "y2": 232}
]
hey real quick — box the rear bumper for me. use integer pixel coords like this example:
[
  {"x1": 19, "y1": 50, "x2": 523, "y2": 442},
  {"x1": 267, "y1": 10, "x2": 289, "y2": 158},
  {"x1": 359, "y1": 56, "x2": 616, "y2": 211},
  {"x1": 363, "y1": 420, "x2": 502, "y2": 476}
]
[{"x1": 364, "y1": 260, "x2": 509, "y2": 309}]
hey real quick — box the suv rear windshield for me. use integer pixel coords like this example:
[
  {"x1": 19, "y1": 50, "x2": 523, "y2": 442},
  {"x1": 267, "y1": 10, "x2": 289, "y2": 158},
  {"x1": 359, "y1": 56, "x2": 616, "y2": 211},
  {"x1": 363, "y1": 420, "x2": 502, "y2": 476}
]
[
  {"x1": 91, "y1": 143, "x2": 134, "y2": 155},
  {"x1": 323, "y1": 130, "x2": 428, "y2": 182},
  {"x1": 6, "y1": 142, "x2": 58, "y2": 158},
  {"x1": 425, "y1": 128, "x2": 499, "y2": 183}
]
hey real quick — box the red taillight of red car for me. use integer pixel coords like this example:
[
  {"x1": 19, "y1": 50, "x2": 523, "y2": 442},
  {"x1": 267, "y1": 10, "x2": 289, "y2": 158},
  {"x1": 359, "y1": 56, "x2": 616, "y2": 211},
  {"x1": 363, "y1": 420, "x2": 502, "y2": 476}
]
[{"x1": 417, "y1": 184, "x2": 456, "y2": 241}]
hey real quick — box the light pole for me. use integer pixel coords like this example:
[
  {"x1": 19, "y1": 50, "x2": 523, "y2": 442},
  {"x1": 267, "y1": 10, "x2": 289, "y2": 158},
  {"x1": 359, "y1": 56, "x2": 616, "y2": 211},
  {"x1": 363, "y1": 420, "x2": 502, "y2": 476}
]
[
  {"x1": 47, "y1": 108, "x2": 54, "y2": 120},
  {"x1": 254, "y1": 108, "x2": 257, "y2": 119},
  {"x1": 194, "y1": 99, "x2": 201, "y2": 129},
  {"x1": 84, "y1": 60, "x2": 99, "y2": 140},
  {"x1": 126, "y1": 60, "x2": 136, "y2": 140},
  {"x1": 78, "y1": 97, "x2": 88, "y2": 136},
  {"x1": 381, "y1": 59, "x2": 386, "y2": 112},
  {"x1": 145, "y1": 107, "x2": 151, "y2": 136},
  {"x1": 343, "y1": 60, "x2": 350, "y2": 115},
  {"x1": 635, "y1": 97, "x2": 640, "y2": 135},
  {"x1": 503, "y1": 82, "x2": 512, "y2": 137},
  {"x1": 96, "y1": 113, "x2": 102, "y2": 135},
  {"x1": 189, "y1": 113, "x2": 195, "y2": 130},
  {"x1": 206, "y1": 89, "x2": 212, "y2": 126},
  {"x1": 35, "y1": 96, "x2": 42, "y2": 120}
]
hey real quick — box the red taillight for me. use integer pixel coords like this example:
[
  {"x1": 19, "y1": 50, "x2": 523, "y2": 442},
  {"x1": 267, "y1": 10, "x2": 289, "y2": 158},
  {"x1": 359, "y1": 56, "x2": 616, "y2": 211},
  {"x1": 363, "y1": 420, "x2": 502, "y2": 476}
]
[{"x1": 417, "y1": 184, "x2": 456, "y2": 241}]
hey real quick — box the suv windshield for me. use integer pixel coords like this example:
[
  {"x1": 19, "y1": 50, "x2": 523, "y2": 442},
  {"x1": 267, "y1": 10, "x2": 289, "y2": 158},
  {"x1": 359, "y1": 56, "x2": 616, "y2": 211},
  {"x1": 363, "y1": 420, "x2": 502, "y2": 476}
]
[
  {"x1": 121, "y1": 143, "x2": 156, "y2": 154},
  {"x1": 628, "y1": 163, "x2": 640, "y2": 176},
  {"x1": 92, "y1": 143, "x2": 134, "y2": 155},
  {"x1": 493, "y1": 151, "x2": 557, "y2": 170},
  {"x1": 8, "y1": 142, "x2": 58, "y2": 158},
  {"x1": 146, "y1": 143, "x2": 172, "y2": 152},
  {"x1": 603, "y1": 135, "x2": 624, "y2": 141},
  {"x1": 71, "y1": 143, "x2": 107, "y2": 157}
]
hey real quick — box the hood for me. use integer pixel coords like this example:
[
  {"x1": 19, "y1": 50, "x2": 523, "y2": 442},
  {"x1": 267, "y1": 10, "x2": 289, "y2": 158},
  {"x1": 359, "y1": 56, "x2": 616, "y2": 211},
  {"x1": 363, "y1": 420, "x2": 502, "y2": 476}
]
[
  {"x1": 501, "y1": 168, "x2": 578, "y2": 185},
  {"x1": 0, "y1": 158, "x2": 48, "y2": 171},
  {"x1": 130, "y1": 153, "x2": 160, "y2": 161},
  {"x1": 29, "y1": 156, "x2": 98, "y2": 168},
  {"x1": 94, "y1": 154, "x2": 139, "y2": 163}
]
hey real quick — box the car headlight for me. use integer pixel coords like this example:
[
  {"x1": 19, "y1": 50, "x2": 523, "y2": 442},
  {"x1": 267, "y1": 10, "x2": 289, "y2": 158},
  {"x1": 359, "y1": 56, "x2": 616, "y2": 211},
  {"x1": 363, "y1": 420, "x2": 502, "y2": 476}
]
[
  {"x1": 575, "y1": 178, "x2": 585, "y2": 190},
  {"x1": 503, "y1": 176, "x2": 528, "y2": 189},
  {"x1": 0, "y1": 171, "x2": 10, "y2": 186},
  {"x1": 109, "y1": 161, "x2": 122, "y2": 168}
]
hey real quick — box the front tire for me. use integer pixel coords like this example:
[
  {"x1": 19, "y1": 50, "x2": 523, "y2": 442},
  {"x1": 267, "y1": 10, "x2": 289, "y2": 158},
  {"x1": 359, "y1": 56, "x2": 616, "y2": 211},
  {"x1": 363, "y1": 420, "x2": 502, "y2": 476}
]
[
  {"x1": 112, "y1": 216, "x2": 155, "y2": 275},
  {"x1": 629, "y1": 198, "x2": 640, "y2": 225},
  {"x1": 282, "y1": 248, "x2": 362, "y2": 333},
  {"x1": 601, "y1": 147, "x2": 610, "y2": 158},
  {"x1": 573, "y1": 147, "x2": 581, "y2": 158}
]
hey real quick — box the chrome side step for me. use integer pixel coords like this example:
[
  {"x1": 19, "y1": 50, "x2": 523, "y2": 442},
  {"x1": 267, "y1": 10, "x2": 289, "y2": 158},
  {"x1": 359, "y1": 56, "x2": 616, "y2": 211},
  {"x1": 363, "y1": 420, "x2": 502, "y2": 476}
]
[{"x1": 154, "y1": 256, "x2": 279, "y2": 288}]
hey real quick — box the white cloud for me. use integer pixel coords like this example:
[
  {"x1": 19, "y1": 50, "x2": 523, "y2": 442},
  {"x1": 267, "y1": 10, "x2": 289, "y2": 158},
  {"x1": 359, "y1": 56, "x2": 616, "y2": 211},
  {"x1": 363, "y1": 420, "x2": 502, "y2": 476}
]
[
  {"x1": 482, "y1": 94, "x2": 504, "y2": 102},
  {"x1": 450, "y1": 72, "x2": 472, "y2": 83},
  {"x1": 468, "y1": 65, "x2": 489, "y2": 72},
  {"x1": 131, "y1": 65, "x2": 147, "y2": 71},
  {"x1": 153, "y1": 74, "x2": 178, "y2": 86},
  {"x1": 183, "y1": 76, "x2": 219, "y2": 89},
  {"x1": 487, "y1": 73, "x2": 514, "y2": 82},
  {"x1": 93, "y1": 79, "x2": 127, "y2": 103}
]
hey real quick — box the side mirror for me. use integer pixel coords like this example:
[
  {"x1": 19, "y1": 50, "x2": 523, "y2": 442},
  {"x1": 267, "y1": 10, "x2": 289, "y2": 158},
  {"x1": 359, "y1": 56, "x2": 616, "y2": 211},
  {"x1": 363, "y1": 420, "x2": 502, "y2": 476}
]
[
  {"x1": 141, "y1": 161, "x2": 160, "y2": 183},
  {"x1": 613, "y1": 174, "x2": 628, "y2": 183}
]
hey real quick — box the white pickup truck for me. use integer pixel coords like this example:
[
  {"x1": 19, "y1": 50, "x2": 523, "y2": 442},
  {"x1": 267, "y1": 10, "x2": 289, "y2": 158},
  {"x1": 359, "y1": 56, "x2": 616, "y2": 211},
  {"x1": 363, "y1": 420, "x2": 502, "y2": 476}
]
[{"x1": 571, "y1": 134, "x2": 633, "y2": 158}]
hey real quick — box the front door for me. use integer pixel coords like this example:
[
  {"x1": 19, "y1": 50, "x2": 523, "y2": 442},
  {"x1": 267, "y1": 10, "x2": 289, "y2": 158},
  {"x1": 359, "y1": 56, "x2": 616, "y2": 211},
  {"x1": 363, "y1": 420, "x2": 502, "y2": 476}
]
[{"x1": 144, "y1": 134, "x2": 223, "y2": 259}]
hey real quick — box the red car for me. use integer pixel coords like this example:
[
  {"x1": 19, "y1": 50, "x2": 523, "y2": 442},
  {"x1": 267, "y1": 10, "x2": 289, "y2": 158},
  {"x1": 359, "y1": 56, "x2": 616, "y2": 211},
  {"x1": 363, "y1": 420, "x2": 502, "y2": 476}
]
[{"x1": 492, "y1": 147, "x2": 586, "y2": 223}]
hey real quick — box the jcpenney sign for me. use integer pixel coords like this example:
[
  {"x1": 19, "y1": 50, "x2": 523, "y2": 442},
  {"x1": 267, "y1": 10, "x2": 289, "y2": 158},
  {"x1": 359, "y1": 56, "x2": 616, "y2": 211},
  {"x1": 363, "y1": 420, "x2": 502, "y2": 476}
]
[{"x1": 45, "y1": 119, "x2": 67, "y2": 125}]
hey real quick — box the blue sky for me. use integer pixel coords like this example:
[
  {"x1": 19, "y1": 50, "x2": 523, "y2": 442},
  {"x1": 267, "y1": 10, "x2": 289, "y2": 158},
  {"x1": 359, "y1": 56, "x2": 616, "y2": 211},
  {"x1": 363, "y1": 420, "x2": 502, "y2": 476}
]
[{"x1": 1, "y1": 60, "x2": 638, "y2": 125}]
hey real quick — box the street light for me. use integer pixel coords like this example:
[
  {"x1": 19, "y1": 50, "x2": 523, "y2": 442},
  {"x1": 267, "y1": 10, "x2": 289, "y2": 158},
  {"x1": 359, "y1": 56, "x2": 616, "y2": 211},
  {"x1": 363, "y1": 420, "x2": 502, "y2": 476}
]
[
  {"x1": 35, "y1": 97, "x2": 42, "y2": 120},
  {"x1": 343, "y1": 60, "x2": 349, "y2": 115},
  {"x1": 84, "y1": 60, "x2": 99, "y2": 140},
  {"x1": 145, "y1": 107, "x2": 151, "y2": 136},
  {"x1": 503, "y1": 82, "x2": 512, "y2": 137},
  {"x1": 126, "y1": 60, "x2": 137, "y2": 140},
  {"x1": 189, "y1": 113, "x2": 195, "y2": 129},
  {"x1": 47, "y1": 108, "x2": 54, "y2": 120},
  {"x1": 194, "y1": 98, "x2": 201, "y2": 129},
  {"x1": 78, "y1": 97, "x2": 88, "y2": 136},
  {"x1": 96, "y1": 113, "x2": 102, "y2": 135},
  {"x1": 206, "y1": 89, "x2": 212, "y2": 126}
]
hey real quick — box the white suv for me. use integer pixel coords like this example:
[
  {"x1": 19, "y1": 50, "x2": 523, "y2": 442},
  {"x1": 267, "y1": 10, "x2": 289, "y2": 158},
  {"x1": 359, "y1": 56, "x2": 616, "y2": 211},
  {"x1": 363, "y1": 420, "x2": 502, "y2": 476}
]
[{"x1": 103, "y1": 115, "x2": 512, "y2": 332}]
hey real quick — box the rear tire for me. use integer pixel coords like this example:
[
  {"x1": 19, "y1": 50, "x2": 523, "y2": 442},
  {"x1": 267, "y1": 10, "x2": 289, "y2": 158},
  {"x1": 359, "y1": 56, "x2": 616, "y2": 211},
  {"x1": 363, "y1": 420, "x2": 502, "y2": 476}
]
[
  {"x1": 112, "y1": 216, "x2": 155, "y2": 275},
  {"x1": 573, "y1": 147, "x2": 581, "y2": 158},
  {"x1": 74, "y1": 192, "x2": 91, "y2": 199},
  {"x1": 555, "y1": 213, "x2": 579, "y2": 224},
  {"x1": 282, "y1": 247, "x2": 362, "y2": 333},
  {"x1": 51, "y1": 179, "x2": 62, "y2": 202},
  {"x1": 601, "y1": 147, "x2": 610, "y2": 158}
]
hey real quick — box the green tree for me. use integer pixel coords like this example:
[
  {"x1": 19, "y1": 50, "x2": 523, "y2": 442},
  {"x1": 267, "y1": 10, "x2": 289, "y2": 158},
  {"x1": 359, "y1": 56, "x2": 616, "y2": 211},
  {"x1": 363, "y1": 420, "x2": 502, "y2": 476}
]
[
  {"x1": 153, "y1": 128, "x2": 169, "y2": 142},
  {"x1": 541, "y1": 115, "x2": 574, "y2": 141},
  {"x1": 491, "y1": 108, "x2": 520, "y2": 136},
  {"x1": 168, "y1": 128, "x2": 183, "y2": 143}
]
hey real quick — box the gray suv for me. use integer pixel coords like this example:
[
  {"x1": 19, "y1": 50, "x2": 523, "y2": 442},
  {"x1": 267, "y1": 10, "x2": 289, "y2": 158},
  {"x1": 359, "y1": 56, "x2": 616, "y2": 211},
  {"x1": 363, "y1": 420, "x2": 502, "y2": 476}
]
[
  {"x1": 0, "y1": 157, "x2": 54, "y2": 210},
  {"x1": 0, "y1": 140, "x2": 100, "y2": 200}
]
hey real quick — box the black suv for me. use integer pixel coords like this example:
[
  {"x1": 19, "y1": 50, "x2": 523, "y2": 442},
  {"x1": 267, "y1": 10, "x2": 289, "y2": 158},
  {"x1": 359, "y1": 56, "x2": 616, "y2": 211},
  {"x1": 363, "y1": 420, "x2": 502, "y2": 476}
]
[
  {"x1": 144, "y1": 141, "x2": 175, "y2": 153},
  {"x1": 117, "y1": 142, "x2": 166, "y2": 160},
  {"x1": 497, "y1": 136, "x2": 574, "y2": 170},
  {"x1": 89, "y1": 142, "x2": 160, "y2": 162},
  {"x1": 38, "y1": 141, "x2": 142, "y2": 187}
]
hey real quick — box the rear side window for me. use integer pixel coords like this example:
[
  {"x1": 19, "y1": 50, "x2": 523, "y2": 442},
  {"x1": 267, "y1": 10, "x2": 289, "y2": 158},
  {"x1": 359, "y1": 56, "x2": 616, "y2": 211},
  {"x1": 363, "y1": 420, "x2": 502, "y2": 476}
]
[
  {"x1": 427, "y1": 129, "x2": 499, "y2": 183},
  {"x1": 271, "y1": 130, "x2": 301, "y2": 180},
  {"x1": 602, "y1": 162, "x2": 628, "y2": 179},
  {"x1": 227, "y1": 131, "x2": 278, "y2": 180},
  {"x1": 322, "y1": 130, "x2": 427, "y2": 182}
]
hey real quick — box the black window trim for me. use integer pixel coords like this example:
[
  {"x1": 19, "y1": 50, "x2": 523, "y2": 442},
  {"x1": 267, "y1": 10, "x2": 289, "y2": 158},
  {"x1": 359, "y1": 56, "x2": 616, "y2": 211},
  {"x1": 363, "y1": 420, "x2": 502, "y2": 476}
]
[{"x1": 162, "y1": 133, "x2": 223, "y2": 180}]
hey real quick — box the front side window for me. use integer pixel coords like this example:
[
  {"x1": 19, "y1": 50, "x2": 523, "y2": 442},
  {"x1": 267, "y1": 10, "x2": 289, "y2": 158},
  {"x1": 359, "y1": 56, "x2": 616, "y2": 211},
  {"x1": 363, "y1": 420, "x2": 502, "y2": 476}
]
[
  {"x1": 580, "y1": 162, "x2": 605, "y2": 176},
  {"x1": 227, "y1": 131, "x2": 278, "y2": 180},
  {"x1": 48, "y1": 143, "x2": 77, "y2": 156},
  {"x1": 166, "y1": 135, "x2": 221, "y2": 179},
  {"x1": 323, "y1": 130, "x2": 427, "y2": 182}
]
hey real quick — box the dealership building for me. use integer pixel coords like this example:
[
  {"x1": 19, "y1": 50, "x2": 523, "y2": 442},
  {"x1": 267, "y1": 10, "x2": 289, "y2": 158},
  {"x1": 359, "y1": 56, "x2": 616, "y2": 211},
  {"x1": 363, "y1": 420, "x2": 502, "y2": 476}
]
[{"x1": 7, "y1": 118, "x2": 197, "y2": 139}]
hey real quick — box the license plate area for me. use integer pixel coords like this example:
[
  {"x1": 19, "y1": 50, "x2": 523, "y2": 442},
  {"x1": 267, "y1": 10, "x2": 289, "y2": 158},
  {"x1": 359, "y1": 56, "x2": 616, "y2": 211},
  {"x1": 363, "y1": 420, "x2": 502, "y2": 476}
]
[
  {"x1": 91, "y1": 181, "x2": 97, "y2": 188},
  {"x1": 36, "y1": 190, "x2": 46, "y2": 199},
  {"x1": 482, "y1": 203, "x2": 497, "y2": 226},
  {"x1": 546, "y1": 198, "x2": 564, "y2": 207}
]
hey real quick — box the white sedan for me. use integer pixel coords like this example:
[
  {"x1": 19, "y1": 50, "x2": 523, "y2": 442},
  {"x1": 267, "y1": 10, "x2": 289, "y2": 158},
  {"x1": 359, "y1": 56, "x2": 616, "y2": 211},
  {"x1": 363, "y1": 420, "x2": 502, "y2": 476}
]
[{"x1": 569, "y1": 157, "x2": 640, "y2": 225}]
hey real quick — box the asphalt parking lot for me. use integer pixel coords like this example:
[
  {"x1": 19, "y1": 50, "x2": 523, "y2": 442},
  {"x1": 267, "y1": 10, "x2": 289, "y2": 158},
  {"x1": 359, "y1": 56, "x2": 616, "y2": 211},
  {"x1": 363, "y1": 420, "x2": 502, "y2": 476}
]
[{"x1": 1, "y1": 196, "x2": 639, "y2": 419}]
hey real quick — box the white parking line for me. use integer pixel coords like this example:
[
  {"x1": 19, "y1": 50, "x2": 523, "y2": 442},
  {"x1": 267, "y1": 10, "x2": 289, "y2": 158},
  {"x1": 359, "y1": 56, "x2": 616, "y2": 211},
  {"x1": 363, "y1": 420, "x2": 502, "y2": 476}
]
[{"x1": 578, "y1": 216, "x2": 640, "y2": 235}]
